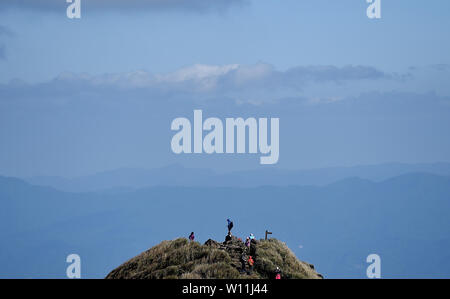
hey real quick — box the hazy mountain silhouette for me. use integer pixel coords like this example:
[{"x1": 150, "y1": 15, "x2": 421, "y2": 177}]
[
  {"x1": 1, "y1": 172, "x2": 450, "y2": 278},
  {"x1": 24, "y1": 162, "x2": 450, "y2": 192}
]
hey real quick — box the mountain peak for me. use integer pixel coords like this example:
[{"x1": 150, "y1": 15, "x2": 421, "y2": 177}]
[{"x1": 105, "y1": 237, "x2": 322, "y2": 279}]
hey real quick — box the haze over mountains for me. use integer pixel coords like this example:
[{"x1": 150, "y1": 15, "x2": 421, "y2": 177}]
[
  {"x1": 24, "y1": 162, "x2": 450, "y2": 192},
  {"x1": 1, "y1": 167, "x2": 450, "y2": 278}
]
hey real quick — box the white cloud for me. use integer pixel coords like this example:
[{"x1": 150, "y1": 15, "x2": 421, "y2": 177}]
[
  {"x1": 58, "y1": 63, "x2": 384, "y2": 89},
  {"x1": 1, "y1": 63, "x2": 400, "y2": 104},
  {"x1": 157, "y1": 64, "x2": 239, "y2": 82}
]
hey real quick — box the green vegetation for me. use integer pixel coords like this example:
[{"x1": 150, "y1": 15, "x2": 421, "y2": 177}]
[{"x1": 106, "y1": 237, "x2": 322, "y2": 279}]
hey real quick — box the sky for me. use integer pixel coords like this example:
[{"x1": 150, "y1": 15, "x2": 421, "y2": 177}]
[{"x1": 1, "y1": 0, "x2": 450, "y2": 177}]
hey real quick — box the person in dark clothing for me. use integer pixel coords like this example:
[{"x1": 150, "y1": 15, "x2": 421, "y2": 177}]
[
  {"x1": 189, "y1": 232, "x2": 195, "y2": 242},
  {"x1": 249, "y1": 239, "x2": 257, "y2": 257},
  {"x1": 227, "y1": 219, "x2": 234, "y2": 233},
  {"x1": 240, "y1": 254, "x2": 247, "y2": 273},
  {"x1": 225, "y1": 231, "x2": 232, "y2": 243}
]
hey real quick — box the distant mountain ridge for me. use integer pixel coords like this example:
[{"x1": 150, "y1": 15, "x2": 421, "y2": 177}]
[
  {"x1": 1, "y1": 172, "x2": 450, "y2": 278},
  {"x1": 23, "y1": 162, "x2": 450, "y2": 192}
]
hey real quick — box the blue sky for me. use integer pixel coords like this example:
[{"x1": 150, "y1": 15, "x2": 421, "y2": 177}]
[
  {"x1": 1, "y1": 0, "x2": 450, "y2": 177},
  {"x1": 1, "y1": 0, "x2": 449, "y2": 82}
]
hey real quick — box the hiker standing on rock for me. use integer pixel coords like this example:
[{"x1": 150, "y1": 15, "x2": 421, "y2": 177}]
[
  {"x1": 227, "y1": 219, "x2": 234, "y2": 233},
  {"x1": 189, "y1": 232, "x2": 195, "y2": 242}
]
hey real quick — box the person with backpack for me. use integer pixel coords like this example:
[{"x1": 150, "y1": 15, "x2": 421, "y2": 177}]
[
  {"x1": 275, "y1": 267, "x2": 281, "y2": 279},
  {"x1": 249, "y1": 237, "x2": 257, "y2": 257},
  {"x1": 225, "y1": 231, "x2": 232, "y2": 243},
  {"x1": 245, "y1": 237, "x2": 251, "y2": 248},
  {"x1": 189, "y1": 232, "x2": 195, "y2": 242},
  {"x1": 248, "y1": 256, "x2": 255, "y2": 274},
  {"x1": 227, "y1": 219, "x2": 234, "y2": 233}
]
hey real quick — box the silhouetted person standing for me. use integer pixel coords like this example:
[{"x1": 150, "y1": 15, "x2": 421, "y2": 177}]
[
  {"x1": 189, "y1": 232, "x2": 195, "y2": 242},
  {"x1": 227, "y1": 219, "x2": 234, "y2": 233},
  {"x1": 225, "y1": 231, "x2": 232, "y2": 243}
]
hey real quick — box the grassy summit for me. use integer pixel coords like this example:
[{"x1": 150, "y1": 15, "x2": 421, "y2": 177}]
[{"x1": 106, "y1": 237, "x2": 322, "y2": 279}]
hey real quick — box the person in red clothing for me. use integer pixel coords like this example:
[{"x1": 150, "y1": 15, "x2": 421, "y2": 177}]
[
  {"x1": 189, "y1": 232, "x2": 195, "y2": 242},
  {"x1": 248, "y1": 256, "x2": 255, "y2": 274},
  {"x1": 275, "y1": 267, "x2": 281, "y2": 279}
]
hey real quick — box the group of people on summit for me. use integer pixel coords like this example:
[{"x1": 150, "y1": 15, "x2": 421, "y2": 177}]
[{"x1": 188, "y1": 218, "x2": 281, "y2": 279}]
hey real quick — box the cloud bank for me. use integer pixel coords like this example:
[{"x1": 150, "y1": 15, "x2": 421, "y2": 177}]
[
  {"x1": 0, "y1": 63, "x2": 392, "y2": 103},
  {"x1": 0, "y1": 0, "x2": 249, "y2": 13},
  {"x1": 1, "y1": 63, "x2": 449, "y2": 176}
]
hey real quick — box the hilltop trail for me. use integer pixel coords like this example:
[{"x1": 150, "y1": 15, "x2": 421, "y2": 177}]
[{"x1": 106, "y1": 237, "x2": 323, "y2": 279}]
